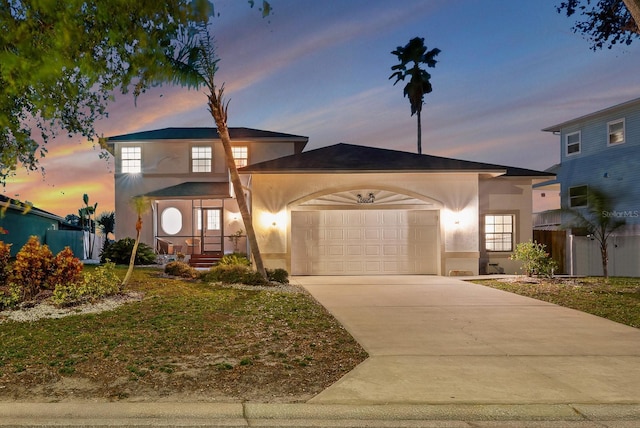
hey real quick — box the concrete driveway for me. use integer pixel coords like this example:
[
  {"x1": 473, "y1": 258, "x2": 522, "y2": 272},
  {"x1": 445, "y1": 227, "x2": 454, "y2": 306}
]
[{"x1": 294, "y1": 275, "x2": 640, "y2": 405}]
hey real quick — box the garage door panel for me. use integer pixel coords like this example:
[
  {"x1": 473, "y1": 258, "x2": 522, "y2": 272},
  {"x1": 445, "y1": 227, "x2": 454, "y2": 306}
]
[{"x1": 292, "y1": 210, "x2": 438, "y2": 275}]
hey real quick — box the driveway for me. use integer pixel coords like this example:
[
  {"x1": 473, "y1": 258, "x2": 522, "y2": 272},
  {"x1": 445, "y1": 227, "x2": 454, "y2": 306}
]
[{"x1": 294, "y1": 275, "x2": 640, "y2": 405}]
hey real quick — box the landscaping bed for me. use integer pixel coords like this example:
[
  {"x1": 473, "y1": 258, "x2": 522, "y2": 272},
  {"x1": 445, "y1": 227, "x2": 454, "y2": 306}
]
[{"x1": 0, "y1": 267, "x2": 367, "y2": 402}]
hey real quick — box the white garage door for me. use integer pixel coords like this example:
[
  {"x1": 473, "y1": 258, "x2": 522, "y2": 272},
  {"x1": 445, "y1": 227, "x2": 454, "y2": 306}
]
[{"x1": 291, "y1": 210, "x2": 438, "y2": 275}]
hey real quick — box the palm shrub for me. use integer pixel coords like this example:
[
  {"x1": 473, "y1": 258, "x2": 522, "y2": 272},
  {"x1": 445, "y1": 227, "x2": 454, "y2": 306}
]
[
  {"x1": 218, "y1": 253, "x2": 250, "y2": 266},
  {"x1": 100, "y1": 237, "x2": 156, "y2": 265}
]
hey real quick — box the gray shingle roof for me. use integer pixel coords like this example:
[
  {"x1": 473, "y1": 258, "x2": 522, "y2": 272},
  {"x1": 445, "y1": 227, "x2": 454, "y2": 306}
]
[
  {"x1": 241, "y1": 143, "x2": 554, "y2": 177},
  {"x1": 141, "y1": 182, "x2": 230, "y2": 199},
  {"x1": 106, "y1": 127, "x2": 308, "y2": 142}
]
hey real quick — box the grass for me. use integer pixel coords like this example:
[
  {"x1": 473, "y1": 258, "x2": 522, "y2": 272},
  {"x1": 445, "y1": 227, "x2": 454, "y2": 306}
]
[
  {"x1": 472, "y1": 276, "x2": 640, "y2": 328},
  {"x1": 0, "y1": 266, "x2": 367, "y2": 402}
]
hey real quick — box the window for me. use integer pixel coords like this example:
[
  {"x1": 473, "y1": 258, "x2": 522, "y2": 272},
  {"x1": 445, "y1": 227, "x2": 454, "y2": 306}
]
[
  {"x1": 232, "y1": 146, "x2": 248, "y2": 168},
  {"x1": 192, "y1": 146, "x2": 212, "y2": 172},
  {"x1": 566, "y1": 131, "x2": 580, "y2": 155},
  {"x1": 161, "y1": 207, "x2": 182, "y2": 235},
  {"x1": 569, "y1": 185, "x2": 588, "y2": 208},
  {"x1": 608, "y1": 119, "x2": 625, "y2": 146},
  {"x1": 121, "y1": 147, "x2": 141, "y2": 173},
  {"x1": 484, "y1": 214, "x2": 514, "y2": 252},
  {"x1": 195, "y1": 209, "x2": 221, "y2": 230}
]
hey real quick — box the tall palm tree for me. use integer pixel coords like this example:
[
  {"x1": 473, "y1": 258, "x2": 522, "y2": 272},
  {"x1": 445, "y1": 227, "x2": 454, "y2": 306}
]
[
  {"x1": 152, "y1": 26, "x2": 267, "y2": 279},
  {"x1": 390, "y1": 37, "x2": 440, "y2": 155},
  {"x1": 562, "y1": 187, "x2": 625, "y2": 279}
]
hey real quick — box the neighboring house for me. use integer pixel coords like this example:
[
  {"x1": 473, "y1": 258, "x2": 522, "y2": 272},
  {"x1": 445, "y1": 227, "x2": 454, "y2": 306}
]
[
  {"x1": 107, "y1": 128, "x2": 553, "y2": 275},
  {"x1": 0, "y1": 195, "x2": 85, "y2": 258},
  {"x1": 536, "y1": 97, "x2": 640, "y2": 276}
]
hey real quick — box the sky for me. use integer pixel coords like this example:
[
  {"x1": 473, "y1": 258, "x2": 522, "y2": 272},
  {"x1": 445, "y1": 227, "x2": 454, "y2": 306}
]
[{"x1": 5, "y1": 0, "x2": 640, "y2": 218}]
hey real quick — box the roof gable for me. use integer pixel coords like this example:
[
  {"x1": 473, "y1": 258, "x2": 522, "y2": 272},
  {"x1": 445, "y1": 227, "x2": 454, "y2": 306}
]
[
  {"x1": 542, "y1": 97, "x2": 640, "y2": 133},
  {"x1": 240, "y1": 143, "x2": 554, "y2": 177},
  {"x1": 106, "y1": 127, "x2": 308, "y2": 143}
]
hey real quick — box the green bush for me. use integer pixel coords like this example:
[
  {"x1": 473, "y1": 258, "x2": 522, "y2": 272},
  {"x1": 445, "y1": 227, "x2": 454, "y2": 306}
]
[
  {"x1": 510, "y1": 240, "x2": 557, "y2": 278},
  {"x1": 201, "y1": 265, "x2": 267, "y2": 286},
  {"x1": 165, "y1": 261, "x2": 198, "y2": 279},
  {"x1": 0, "y1": 283, "x2": 21, "y2": 310},
  {"x1": 218, "y1": 253, "x2": 250, "y2": 267},
  {"x1": 52, "y1": 262, "x2": 121, "y2": 307},
  {"x1": 100, "y1": 238, "x2": 156, "y2": 265},
  {"x1": 267, "y1": 268, "x2": 289, "y2": 284}
]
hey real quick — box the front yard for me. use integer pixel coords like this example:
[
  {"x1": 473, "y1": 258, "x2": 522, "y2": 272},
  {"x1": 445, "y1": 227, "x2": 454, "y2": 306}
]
[
  {"x1": 0, "y1": 266, "x2": 367, "y2": 402},
  {"x1": 472, "y1": 276, "x2": 640, "y2": 328}
]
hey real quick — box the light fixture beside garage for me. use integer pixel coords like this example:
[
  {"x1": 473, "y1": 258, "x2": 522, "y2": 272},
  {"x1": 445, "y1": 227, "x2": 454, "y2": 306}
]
[
  {"x1": 260, "y1": 210, "x2": 287, "y2": 230},
  {"x1": 443, "y1": 207, "x2": 474, "y2": 230}
]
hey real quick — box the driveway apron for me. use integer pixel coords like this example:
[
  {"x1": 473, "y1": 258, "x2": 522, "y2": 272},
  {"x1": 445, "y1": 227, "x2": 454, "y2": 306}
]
[{"x1": 294, "y1": 275, "x2": 640, "y2": 405}]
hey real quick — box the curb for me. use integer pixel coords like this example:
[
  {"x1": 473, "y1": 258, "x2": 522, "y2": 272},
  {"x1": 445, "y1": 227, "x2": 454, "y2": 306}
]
[{"x1": 1, "y1": 402, "x2": 639, "y2": 427}]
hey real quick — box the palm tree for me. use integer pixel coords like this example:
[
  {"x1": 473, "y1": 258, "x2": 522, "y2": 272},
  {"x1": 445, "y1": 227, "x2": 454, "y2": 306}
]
[
  {"x1": 151, "y1": 26, "x2": 267, "y2": 279},
  {"x1": 121, "y1": 197, "x2": 150, "y2": 288},
  {"x1": 562, "y1": 187, "x2": 625, "y2": 278},
  {"x1": 390, "y1": 37, "x2": 440, "y2": 155},
  {"x1": 96, "y1": 211, "x2": 115, "y2": 241}
]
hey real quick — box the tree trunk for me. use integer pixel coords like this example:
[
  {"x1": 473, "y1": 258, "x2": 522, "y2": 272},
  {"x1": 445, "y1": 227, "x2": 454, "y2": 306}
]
[
  {"x1": 416, "y1": 108, "x2": 422, "y2": 155},
  {"x1": 121, "y1": 216, "x2": 142, "y2": 288},
  {"x1": 622, "y1": 0, "x2": 640, "y2": 34},
  {"x1": 208, "y1": 92, "x2": 267, "y2": 279},
  {"x1": 600, "y1": 241, "x2": 609, "y2": 279}
]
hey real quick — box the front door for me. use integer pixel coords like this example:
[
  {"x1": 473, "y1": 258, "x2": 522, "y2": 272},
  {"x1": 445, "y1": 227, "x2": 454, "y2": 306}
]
[{"x1": 198, "y1": 208, "x2": 223, "y2": 254}]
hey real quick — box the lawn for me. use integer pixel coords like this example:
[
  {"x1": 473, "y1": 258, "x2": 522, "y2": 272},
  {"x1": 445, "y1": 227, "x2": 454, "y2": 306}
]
[
  {"x1": 0, "y1": 266, "x2": 367, "y2": 402},
  {"x1": 472, "y1": 276, "x2": 640, "y2": 328}
]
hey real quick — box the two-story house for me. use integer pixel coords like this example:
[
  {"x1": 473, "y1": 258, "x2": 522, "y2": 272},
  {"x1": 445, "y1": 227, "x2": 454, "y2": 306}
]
[
  {"x1": 107, "y1": 128, "x2": 553, "y2": 275},
  {"x1": 106, "y1": 127, "x2": 308, "y2": 262},
  {"x1": 536, "y1": 97, "x2": 640, "y2": 276}
]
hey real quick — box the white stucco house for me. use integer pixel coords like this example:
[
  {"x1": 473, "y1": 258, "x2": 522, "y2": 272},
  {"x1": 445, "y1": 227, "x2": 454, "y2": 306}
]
[{"x1": 107, "y1": 127, "x2": 553, "y2": 275}]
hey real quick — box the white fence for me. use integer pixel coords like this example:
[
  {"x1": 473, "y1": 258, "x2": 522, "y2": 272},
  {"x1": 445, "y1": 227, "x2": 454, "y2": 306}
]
[{"x1": 570, "y1": 234, "x2": 640, "y2": 277}]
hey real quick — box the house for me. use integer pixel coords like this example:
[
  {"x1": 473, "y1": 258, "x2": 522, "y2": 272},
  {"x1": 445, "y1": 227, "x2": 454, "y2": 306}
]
[
  {"x1": 536, "y1": 97, "x2": 640, "y2": 276},
  {"x1": 0, "y1": 195, "x2": 85, "y2": 258},
  {"x1": 107, "y1": 127, "x2": 553, "y2": 275},
  {"x1": 106, "y1": 127, "x2": 309, "y2": 264}
]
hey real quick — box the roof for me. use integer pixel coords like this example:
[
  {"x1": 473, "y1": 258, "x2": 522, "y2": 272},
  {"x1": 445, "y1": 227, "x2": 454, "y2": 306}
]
[
  {"x1": 240, "y1": 143, "x2": 555, "y2": 178},
  {"x1": 106, "y1": 127, "x2": 309, "y2": 143},
  {"x1": 0, "y1": 195, "x2": 66, "y2": 222},
  {"x1": 542, "y1": 97, "x2": 640, "y2": 133},
  {"x1": 141, "y1": 182, "x2": 230, "y2": 199}
]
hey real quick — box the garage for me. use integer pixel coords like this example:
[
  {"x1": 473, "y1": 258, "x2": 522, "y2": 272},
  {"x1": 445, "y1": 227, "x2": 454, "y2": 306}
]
[{"x1": 291, "y1": 209, "x2": 438, "y2": 275}]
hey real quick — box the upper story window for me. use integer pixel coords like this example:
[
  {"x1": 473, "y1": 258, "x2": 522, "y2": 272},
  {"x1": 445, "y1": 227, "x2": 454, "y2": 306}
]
[
  {"x1": 192, "y1": 146, "x2": 212, "y2": 172},
  {"x1": 121, "y1": 147, "x2": 141, "y2": 173},
  {"x1": 569, "y1": 185, "x2": 588, "y2": 208},
  {"x1": 484, "y1": 214, "x2": 514, "y2": 252},
  {"x1": 607, "y1": 119, "x2": 625, "y2": 146},
  {"x1": 565, "y1": 131, "x2": 581, "y2": 156},
  {"x1": 232, "y1": 146, "x2": 248, "y2": 168}
]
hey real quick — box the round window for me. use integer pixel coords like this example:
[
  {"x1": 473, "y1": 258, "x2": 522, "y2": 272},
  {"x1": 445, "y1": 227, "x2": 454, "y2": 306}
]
[{"x1": 161, "y1": 207, "x2": 182, "y2": 235}]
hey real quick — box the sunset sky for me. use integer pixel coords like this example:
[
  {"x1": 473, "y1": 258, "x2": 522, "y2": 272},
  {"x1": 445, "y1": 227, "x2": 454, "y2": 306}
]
[{"x1": 5, "y1": 0, "x2": 640, "y2": 218}]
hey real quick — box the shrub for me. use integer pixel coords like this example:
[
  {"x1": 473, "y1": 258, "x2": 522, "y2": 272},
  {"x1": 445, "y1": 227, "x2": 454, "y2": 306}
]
[
  {"x1": 13, "y1": 236, "x2": 54, "y2": 300},
  {"x1": 510, "y1": 240, "x2": 557, "y2": 278},
  {"x1": 165, "y1": 261, "x2": 198, "y2": 279},
  {"x1": 49, "y1": 247, "x2": 84, "y2": 289},
  {"x1": 267, "y1": 268, "x2": 289, "y2": 284},
  {"x1": 100, "y1": 238, "x2": 156, "y2": 265},
  {"x1": 218, "y1": 253, "x2": 250, "y2": 267},
  {"x1": 52, "y1": 262, "x2": 121, "y2": 307},
  {"x1": 0, "y1": 283, "x2": 21, "y2": 310},
  {"x1": 201, "y1": 265, "x2": 267, "y2": 286},
  {"x1": 0, "y1": 241, "x2": 12, "y2": 284}
]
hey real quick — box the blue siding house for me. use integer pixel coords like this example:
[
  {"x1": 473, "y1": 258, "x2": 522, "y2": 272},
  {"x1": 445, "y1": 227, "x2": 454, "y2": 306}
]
[{"x1": 537, "y1": 97, "x2": 640, "y2": 276}]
